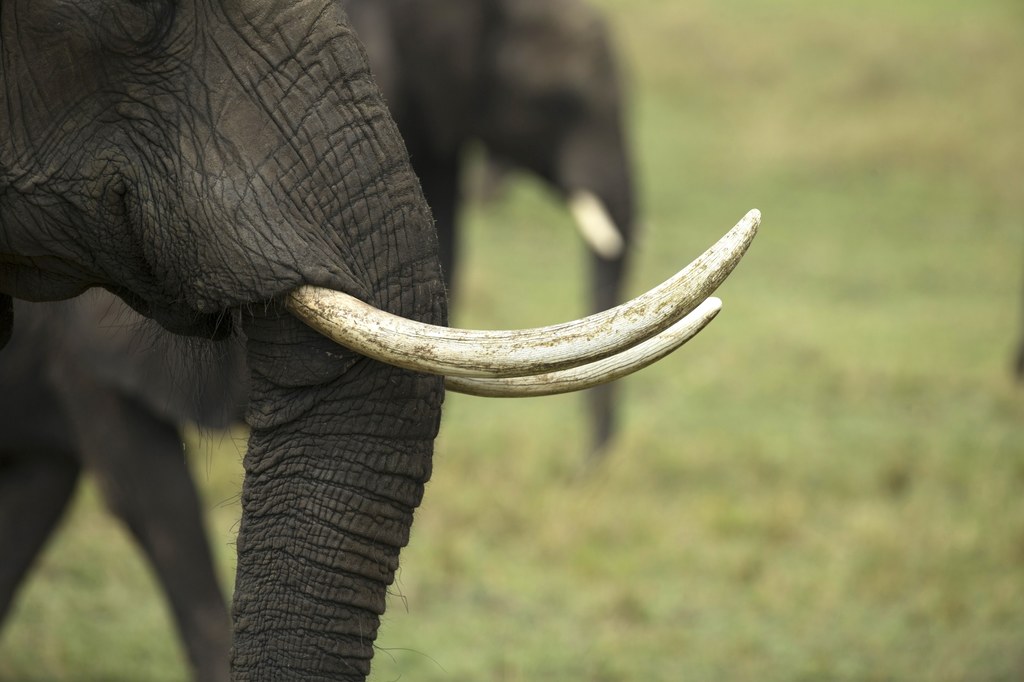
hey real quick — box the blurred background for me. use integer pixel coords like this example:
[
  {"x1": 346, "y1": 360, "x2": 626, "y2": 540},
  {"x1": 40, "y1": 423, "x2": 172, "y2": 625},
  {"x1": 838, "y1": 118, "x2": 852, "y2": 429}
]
[{"x1": 2, "y1": 0, "x2": 1023, "y2": 679}]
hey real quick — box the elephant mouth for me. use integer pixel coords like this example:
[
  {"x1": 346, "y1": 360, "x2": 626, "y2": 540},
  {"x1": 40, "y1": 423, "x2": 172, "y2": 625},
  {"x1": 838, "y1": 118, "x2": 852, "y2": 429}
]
[
  {"x1": 286, "y1": 209, "x2": 761, "y2": 397},
  {"x1": 108, "y1": 286, "x2": 237, "y2": 341}
]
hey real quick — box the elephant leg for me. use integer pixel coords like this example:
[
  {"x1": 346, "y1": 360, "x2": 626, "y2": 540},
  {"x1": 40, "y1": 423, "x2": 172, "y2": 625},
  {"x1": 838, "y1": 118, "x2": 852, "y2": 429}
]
[
  {"x1": 586, "y1": 252, "x2": 630, "y2": 460},
  {"x1": 412, "y1": 153, "x2": 461, "y2": 298},
  {"x1": 0, "y1": 451, "x2": 80, "y2": 626},
  {"x1": 56, "y1": 373, "x2": 231, "y2": 682},
  {"x1": 585, "y1": 383, "x2": 616, "y2": 459}
]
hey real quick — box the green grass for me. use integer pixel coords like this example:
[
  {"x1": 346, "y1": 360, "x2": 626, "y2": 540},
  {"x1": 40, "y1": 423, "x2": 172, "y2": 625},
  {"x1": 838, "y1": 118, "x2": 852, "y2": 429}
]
[{"x1": 3, "y1": 1, "x2": 1024, "y2": 680}]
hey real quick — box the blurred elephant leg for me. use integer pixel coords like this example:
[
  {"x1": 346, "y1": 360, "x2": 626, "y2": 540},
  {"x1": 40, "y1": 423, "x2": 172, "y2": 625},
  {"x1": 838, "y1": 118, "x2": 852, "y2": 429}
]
[
  {"x1": 586, "y1": 251, "x2": 630, "y2": 458},
  {"x1": 585, "y1": 383, "x2": 616, "y2": 459},
  {"x1": 412, "y1": 153, "x2": 462, "y2": 298},
  {"x1": 55, "y1": 369, "x2": 230, "y2": 682},
  {"x1": 0, "y1": 451, "x2": 80, "y2": 625}
]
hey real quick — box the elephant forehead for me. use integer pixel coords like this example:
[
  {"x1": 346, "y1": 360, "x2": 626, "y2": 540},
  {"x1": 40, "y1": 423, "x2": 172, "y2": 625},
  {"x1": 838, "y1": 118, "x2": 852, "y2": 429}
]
[{"x1": 498, "y1": 0, "x2": 609, "y2": 75}]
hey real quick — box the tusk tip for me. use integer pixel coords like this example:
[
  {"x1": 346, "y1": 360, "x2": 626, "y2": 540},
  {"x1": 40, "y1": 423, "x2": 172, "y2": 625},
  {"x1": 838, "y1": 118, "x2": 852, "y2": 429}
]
[
  {"x1": 721, "y1": 209, "x2": 761, "y2": 255},
  {"x1": 703, "y1": 296, "x2": 724, "y2": 314},
  {"x1": 741, "y1": 208, "x2": 761, "y2": 229},
  {"x1": 744, "y1": 208, "x2": 762, "y2": 229}
]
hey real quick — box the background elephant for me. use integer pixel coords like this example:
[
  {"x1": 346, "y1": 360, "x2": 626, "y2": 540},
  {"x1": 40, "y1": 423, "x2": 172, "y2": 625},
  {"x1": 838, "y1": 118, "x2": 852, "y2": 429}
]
[
  {"x1": 342, "y1": 0, "x2": 637, "y2": 455},
  {"x1": 0, "y1": 291, "x2": 245, "y2": 682}
]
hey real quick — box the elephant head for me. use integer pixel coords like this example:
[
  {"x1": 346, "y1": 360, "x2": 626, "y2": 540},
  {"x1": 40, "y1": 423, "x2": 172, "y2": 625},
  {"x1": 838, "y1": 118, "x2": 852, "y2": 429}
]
[
  {"x1": 480, "y1": 0, "x2": 634, "y2": 260},
  {"x1": 0, "y1": 0, "x2": 756, "y2": 677}
]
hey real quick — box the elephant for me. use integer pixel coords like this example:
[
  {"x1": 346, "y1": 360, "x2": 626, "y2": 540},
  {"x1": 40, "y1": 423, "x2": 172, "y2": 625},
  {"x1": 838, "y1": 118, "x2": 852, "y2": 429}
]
[
  {"x1": 0, "y1": 291, "x2": 246, "y2": 682},
  {"x1": 0, "y1": 0, "x2": 757, "y2": 678},
  {"x1": 342, "y1": 0, "x2": 637, "y2": 455}
]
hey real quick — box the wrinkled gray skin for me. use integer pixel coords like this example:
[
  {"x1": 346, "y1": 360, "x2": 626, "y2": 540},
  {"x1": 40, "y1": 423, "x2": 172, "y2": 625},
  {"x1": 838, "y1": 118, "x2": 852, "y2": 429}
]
[
  {"x1": 0, "y1": 292, "x2": 245, "y2": 681},
  {"x1": 344, "y1": 0, "x2": 637, "y2": 454},
  {"x1": 0, "y1": 1, "x2": 447, "y2": 679}
]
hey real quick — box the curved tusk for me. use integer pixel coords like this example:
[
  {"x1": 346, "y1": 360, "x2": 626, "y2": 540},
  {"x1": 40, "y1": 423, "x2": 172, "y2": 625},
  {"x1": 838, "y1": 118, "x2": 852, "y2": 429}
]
[
  {"x1": 568, "y1": 191, "x2": 626, "y2": 259},
  {"x1": 286, "y1": 209, "x2": 759, "y2": 379},
  {"x1": 445, "y1": 296, "x2": 722, "y2": 397}
]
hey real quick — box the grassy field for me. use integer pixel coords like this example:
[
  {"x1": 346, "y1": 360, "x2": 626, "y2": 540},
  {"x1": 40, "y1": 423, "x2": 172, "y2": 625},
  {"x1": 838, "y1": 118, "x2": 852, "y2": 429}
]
[{"x1": 3, "y1": 0, "x2": 1024, "y2": 680}]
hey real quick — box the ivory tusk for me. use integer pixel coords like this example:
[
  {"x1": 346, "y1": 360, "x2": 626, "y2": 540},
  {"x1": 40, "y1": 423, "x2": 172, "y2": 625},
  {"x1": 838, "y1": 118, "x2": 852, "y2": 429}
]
[
  {"x1": 444, "y1": 296, "x2": 722, "y2": 397},
  {"x1": 568, "y1": 191, "x2": 626, "y2": 259},
  {"x1": 286, "y1": 209, "x2": 759, "y2": 379}
]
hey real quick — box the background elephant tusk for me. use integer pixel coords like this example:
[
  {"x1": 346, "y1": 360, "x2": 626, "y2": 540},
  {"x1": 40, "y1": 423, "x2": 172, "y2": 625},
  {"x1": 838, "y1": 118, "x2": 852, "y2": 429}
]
[
  {"x1": 569, "y1": 191, "x2": 626, "y2": 259},
  {"x1": 444, "y1": 296, "x2": 722, "y2": 396},
  {"x1": 286, "y1": 209, "x2": 759, "y2": 378}
]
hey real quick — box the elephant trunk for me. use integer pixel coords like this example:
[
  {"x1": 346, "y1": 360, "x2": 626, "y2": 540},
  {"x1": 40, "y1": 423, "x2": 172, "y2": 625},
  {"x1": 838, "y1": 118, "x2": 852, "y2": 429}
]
[{"x1": 231, "y1": 308, "x2": 443, "y2": 679}]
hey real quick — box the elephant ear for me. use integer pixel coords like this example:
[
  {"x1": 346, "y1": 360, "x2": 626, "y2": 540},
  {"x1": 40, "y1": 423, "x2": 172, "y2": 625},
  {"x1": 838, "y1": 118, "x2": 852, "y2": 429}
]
[{"x1": 0, "y1": 294, "x2": 11, "y2": 349}]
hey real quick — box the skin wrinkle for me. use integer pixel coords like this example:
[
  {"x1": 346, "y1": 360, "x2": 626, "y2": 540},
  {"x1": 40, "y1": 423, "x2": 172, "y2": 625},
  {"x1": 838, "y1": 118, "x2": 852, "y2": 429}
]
[
  {"x1": 209, "y1": 5, "x2": 346, "y2": 170},
  {"x1": 3, "y1": 6, "x2": 227, "y2": 327},
  {"x1": 98, "y1": 0, "x2": 177, "y2": 57},
  {"x1": 202, "y1": 31, "x2": 397, "y2": 304},
  {"x1": 165, "y1": 10, "x2": 332, "y2": 311},
  {"x1": 241, "y1": 399, "x2": 438, "y2": 509},
  {"x1": 246, "y1": 383, "x2": 436, "y2": 458},
  {"x1": 247, "y1": 527, "x2": 401, "y2": 595},
  {"x1": 243, "y1": 443, "x2": 428, "y2": 511},
  {"x1": 236, "y1": 534, "x2": 387, "y2": 671},
  {"x1": 241, "y1": 514, "x2": 400, "y2": 593},
  {"x1": 303, "y1": 97, "x2": 390, "y2": 297},
  {"x1": 237, "y1": 527, "x2": 381, "y2": 592},
  {"x1": 306, "y1": 43, "x2": 426, "y2": 304},
  {"x1": 232, "y1": 621, "x2": 377, "y2": 678},
  {"x1": 116, "y1": 134, "x2": 193, "y2": 307},
  {"x1": 4, "y1": 168, "x2": 151, "y2": 299},
  {"x1": 237, "y1": 542, "x2": 399, "y2": 619},
  {"x1": 262, "y1": 468, "x2": 425, "y2": 533},
  {"x1": 340, "y1": 91, "x2": 394, "y2": 294},
  {"x1": 239, "y1": 606, "x2": 381, "y2": 656}
]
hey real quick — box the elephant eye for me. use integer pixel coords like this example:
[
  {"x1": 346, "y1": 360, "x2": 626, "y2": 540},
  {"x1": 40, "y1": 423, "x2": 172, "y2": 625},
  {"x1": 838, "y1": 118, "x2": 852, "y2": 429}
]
[{"x1": 100, "y1": 0, "x2": 176, "y2": 55}]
